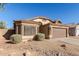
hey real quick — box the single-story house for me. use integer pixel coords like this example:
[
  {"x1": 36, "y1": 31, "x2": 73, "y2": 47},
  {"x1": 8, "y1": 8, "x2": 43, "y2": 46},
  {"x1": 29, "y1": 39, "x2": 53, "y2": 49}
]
[{"x1": 14, "y1": 16, "x2": 69, "y2": 40}]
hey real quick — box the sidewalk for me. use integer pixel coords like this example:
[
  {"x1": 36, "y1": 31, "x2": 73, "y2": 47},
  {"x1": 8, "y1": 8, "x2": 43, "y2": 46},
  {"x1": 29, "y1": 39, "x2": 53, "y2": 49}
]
[{"x1": 54, "y1": 37, "x2": 79, "y2": 46}]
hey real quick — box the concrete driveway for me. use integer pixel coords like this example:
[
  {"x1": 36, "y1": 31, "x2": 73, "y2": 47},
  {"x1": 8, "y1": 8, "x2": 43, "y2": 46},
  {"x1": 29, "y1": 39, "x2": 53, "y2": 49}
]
[{"x1": 51, "y1": 37, "x2": 79, "y2": 46}]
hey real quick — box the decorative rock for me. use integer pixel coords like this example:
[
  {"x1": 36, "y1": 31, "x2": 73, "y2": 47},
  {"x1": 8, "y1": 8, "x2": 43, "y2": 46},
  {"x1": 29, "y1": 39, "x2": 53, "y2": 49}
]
[
  {"x1": 23, "y1": 53, "x2": 26, "y2": 56},
  {"x1": 60, "y1": 44, "x2": 66, "y2": 50}
]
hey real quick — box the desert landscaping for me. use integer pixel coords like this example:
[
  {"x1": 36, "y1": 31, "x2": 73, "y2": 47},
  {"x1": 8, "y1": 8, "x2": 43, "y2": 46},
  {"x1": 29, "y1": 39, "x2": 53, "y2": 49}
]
[
  {"x1": 0, "y1": 17, "x2": 79, "y2": 56},
  {"x1": 1, "y1": 3, "x2": 79, "y2": 56},
  {"x1": 0, "y1": 35, "x2": 79, "y2": 56}
]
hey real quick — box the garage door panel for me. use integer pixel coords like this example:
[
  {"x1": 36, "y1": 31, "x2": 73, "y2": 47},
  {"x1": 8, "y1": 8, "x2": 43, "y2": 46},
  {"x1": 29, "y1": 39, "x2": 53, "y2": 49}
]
[{"x1": 53, "y1": 28, "x2": 67, "y2": 38}]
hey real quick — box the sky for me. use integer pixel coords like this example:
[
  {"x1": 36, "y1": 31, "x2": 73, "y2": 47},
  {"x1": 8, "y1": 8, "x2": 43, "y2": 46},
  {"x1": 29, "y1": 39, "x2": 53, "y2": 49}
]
[{"x1": 0, "y1": 3, "x2": 79, "y2": 28}]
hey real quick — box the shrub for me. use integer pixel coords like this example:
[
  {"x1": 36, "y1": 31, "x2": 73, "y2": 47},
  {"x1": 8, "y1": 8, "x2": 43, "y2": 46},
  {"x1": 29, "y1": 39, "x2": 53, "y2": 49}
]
[
  {"x1": 0, "y1": 21, "x2": 6, "y2": 29},
  {"x1": 10, "y1": 34, "x2": 22, "y2": 44},
  {"x1": 33, "y1": 33, "x2": 45, "y2": 41}
]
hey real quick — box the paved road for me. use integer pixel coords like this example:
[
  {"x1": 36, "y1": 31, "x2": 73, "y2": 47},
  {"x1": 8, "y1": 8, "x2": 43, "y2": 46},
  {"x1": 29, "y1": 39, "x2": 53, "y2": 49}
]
[{"x1": 51, "y1": 37, "x2": 79, "y2": 46}]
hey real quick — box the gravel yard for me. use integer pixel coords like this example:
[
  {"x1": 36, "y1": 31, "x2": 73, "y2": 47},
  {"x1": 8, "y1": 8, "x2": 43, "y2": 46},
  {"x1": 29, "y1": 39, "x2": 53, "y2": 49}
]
[{"x1": 0, "y1": 37, "x2": 79, "y2": 56}]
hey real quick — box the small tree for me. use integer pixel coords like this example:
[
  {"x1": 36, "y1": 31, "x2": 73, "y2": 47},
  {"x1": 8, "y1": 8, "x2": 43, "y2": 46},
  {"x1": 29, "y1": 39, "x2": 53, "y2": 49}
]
[
  {"x1": 0, "y1": 4, "x2": 6, "y2": 29},
  {"x1": 0, "y1": 21, "x2": 6, "y2": 29},
  {"x1": 0, "y1": 3, "x2": 5, "y2": 11}
]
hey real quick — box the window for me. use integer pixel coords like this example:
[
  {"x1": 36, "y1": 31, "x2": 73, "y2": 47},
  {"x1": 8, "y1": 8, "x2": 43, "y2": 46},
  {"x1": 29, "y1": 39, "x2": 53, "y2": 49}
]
[
  {"x1": 24, "y1": 25, "x2": 36, "y2": 35},
  {"x1": 15, "y1": 25, "x2": 21, "y2": 34}
]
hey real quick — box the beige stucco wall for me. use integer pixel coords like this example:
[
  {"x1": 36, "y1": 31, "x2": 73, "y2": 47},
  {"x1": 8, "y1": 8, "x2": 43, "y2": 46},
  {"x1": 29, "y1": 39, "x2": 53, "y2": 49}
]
[
  {"x1": 51, "y1": 25, "x2": 69, "y2": 29},
  {"x1": 14, "y1": 22, "x2": 40, "y2": 41},
  {"x1": 22, "y1": 35, "x2": 35, "y2": 41}
]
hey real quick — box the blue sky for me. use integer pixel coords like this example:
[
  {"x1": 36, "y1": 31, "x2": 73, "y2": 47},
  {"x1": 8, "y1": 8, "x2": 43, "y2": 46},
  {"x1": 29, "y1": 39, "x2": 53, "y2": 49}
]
[{"x1": 0, "y1": 3, "x2": 79, "y2": 28}]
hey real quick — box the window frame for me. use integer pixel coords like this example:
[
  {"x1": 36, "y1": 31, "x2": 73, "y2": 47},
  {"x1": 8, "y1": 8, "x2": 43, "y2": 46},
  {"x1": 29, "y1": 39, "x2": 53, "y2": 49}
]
[{"x1": 24, "y1": 25, "x2": 37, "y2": 36}]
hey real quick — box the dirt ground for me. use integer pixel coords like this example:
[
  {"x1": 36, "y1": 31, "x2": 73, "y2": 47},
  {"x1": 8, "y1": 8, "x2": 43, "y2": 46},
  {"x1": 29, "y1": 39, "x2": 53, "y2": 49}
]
[{"x1": 0, "y1": 38, "x2": 79, "y2": 56}]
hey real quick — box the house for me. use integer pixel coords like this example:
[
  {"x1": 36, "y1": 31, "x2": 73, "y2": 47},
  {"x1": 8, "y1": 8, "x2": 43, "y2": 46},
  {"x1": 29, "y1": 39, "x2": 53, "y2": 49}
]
[
  {"x1": 68, "y1": 24, "x2": 79, "y2": 36},
  {"x1": 14, "y1": 16, "x2": 69, "y2": 40}
]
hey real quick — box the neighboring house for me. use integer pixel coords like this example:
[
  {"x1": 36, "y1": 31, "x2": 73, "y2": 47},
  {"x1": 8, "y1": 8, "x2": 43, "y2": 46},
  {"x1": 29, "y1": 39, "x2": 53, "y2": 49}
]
[
  {"x1": 68, "y1": 24, "x2": 79, "y2": 36},
  {"x1": 14, "y1": 16, "x2": 69, "y2": 40}
]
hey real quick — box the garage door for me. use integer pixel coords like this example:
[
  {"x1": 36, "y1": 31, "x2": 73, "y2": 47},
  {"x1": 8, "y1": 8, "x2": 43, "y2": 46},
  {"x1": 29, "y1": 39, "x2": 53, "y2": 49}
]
[{"x1": 53, "y1": 28, "x2": 67, "y2": 38}]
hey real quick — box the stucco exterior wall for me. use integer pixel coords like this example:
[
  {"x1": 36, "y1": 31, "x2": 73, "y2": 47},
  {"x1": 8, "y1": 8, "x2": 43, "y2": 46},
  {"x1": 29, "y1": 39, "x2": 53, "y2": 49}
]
[
  {"x1": 14, "y1": 22, "x2": 39, "y2": 40},
  {"x1": 39, "y1": 24, "x2": 50, "y2": 39},
  {"x1": 76, "y1": 25, "x2": 79, "y2": 36}
]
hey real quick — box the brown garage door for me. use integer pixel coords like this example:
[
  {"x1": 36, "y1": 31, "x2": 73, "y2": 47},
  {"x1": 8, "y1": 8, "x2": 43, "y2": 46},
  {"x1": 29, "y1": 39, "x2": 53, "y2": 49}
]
[{"x1": 53, "y1": 28, "x2": 67, "y2": 38}]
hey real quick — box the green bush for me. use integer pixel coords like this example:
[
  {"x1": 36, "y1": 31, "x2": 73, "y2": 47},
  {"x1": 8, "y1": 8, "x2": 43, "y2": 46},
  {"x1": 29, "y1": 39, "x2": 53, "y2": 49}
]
[
  {"x1": 33, "y1": 33, "x2": 45, "y2": 41},
  {"x1": 10, "y1": 34, "x2": 22, "y2": 44}
]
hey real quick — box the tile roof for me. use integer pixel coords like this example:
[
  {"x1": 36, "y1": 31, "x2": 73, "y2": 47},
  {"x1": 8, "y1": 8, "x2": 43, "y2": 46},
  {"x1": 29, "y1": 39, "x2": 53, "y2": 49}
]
[{"x1": 14, "y1": 20, "x2": 40, "y2": 24}]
